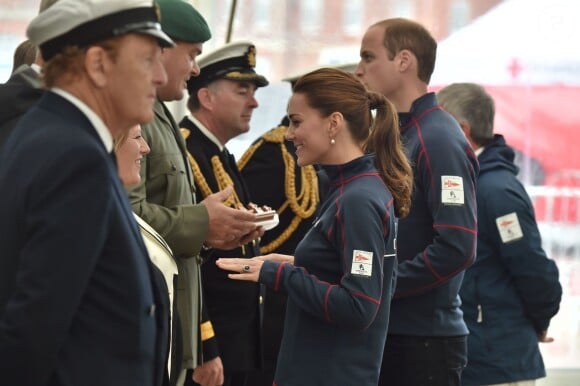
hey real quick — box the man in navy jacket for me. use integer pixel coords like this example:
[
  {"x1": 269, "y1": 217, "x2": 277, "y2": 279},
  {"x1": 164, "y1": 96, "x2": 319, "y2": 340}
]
[
  {"x1": 438, "y1": 83, "x2": 562, "y2": 386},
  {"x1": 357, "y1": 18, "x2": 478, "y2": 385},
  {"x1": 0, "y1": 1, "x2": 174, "y2": 385}
]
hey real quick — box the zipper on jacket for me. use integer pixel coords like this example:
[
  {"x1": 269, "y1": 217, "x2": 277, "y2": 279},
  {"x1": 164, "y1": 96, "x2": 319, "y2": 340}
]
[
  {"x1": 474, "y1": 274, "x2": 491, "y2": 352},
  {"x1": 474, "y1": 275, "x2": 483, "y2": 323}
]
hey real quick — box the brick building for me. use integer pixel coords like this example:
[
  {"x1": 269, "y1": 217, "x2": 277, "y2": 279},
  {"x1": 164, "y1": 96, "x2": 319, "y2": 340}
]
[{"x1": 197, "y1": 0, "x2": 502, "y2": 80}]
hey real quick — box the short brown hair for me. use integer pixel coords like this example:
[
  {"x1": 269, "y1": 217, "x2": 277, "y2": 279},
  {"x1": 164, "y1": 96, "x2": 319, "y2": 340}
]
[
  {"x1": 11, "y1": 40, "x2": 37, "y2": 73},
  {"x1": 373, "y1": 18, "x2": 437, "y2": 84}
]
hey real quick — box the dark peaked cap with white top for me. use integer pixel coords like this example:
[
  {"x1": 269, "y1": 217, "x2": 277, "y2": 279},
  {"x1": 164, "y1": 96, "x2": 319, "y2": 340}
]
[{"x1": 27, "y1": 0, "x2": 175, "y2": 61}]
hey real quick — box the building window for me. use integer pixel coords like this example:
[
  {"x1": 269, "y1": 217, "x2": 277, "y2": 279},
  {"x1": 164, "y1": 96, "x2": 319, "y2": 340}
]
[
  {"x1": 449, "y1": 0, "x2": 470, "y2": 33},
  {"x1": 343, "y1": 0, "x2": 363, "y2": 36},
  {"x1": 302, "y1": 0, "x2": 322, "y2": 34}
]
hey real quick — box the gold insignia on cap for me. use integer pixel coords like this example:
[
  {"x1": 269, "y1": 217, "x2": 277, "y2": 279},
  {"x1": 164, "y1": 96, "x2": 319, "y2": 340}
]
[
  {"x1": 154, "y1": 3, "x2": 161, "y2": 21},
  {"x1": 246, "y1": 46, "x2": 256, "y2": 68},
  {"x1": 225, "y1": 71, "x2": 257, "y2": 80}
]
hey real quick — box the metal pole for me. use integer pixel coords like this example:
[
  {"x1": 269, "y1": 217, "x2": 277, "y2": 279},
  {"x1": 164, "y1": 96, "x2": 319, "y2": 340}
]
[{"x1": 225, "y1": 0, "x2": 238, "y2": 43}]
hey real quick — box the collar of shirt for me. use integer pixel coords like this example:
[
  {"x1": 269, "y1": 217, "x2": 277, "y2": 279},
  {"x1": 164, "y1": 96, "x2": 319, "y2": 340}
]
[
  {"x1": 186, "y1": 114, "x2": 224, "y2": 151},
  {"x1": 51, "y1": 88, "x2": 113, "y2": 153},
  {"x1": 30, "y1": 63, "x2": 41, "y2": 74},
  {"x1": 475, "y1": 146, "x2": 485, "y2": 157}
]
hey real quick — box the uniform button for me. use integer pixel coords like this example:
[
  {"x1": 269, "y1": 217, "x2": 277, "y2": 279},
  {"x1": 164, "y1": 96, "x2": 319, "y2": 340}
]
[{"x1": 147, "y1": 304, "x2": 156, "y2": 317}]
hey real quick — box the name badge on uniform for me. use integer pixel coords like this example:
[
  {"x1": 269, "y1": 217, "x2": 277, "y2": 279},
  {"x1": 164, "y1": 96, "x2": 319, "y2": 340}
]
[
  {"x1": 441, "y1": 175, "x2": 464, "y2": 205},
  {"x1": 496, "y1": 212, "x2": 524, "y2": 243},
  {"x1": 351, "y1": 250, "x2": 373, "y2": 277}
]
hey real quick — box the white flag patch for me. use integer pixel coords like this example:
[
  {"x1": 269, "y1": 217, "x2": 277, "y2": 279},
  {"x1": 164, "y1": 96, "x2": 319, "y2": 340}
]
[
  {"x1": 441, "y1": 176, "x2": 464, "y2": 205},
  {"x1": 496, "y1": 212, "x2": 524, "y2": 243},
  {"x1": 351, "y1": 250, "x2": 373, "y2": 277}
]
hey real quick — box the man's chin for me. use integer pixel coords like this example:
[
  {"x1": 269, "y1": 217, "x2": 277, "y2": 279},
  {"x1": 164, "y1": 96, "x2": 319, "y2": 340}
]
[{"x1": 158, "y1": 86, "x2": 184, "y2": 102}]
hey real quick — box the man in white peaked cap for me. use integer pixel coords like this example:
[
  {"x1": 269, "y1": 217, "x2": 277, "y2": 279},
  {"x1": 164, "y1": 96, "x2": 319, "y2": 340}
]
[
  {"x1": 0, "y1": 1, "x2": 174, "y2": 385},
  {"x1": 180, "y1": 40, "x2": 268, "y2": 386}
]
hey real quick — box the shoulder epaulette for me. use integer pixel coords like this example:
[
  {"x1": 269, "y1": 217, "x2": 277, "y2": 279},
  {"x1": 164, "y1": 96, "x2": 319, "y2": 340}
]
[
  {"x1": 261, "y1": 125, "x2": 288, "y2": 144},
  {"x1": 237, "y1": 125, "x2": 320, "y2": 254},
  {"x1": 238, "y1": 126, "x2": 286, "y2": 170}
]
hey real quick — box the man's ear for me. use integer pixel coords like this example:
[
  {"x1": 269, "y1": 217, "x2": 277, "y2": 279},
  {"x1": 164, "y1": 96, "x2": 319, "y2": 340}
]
[
  {"x1": 397, "y1": 49, "x2": 413, "y2": 73},
  {"x1": 197, "y1": 87, "x2": 214, "y2": 110},
  {"x1": 84, "y1": 46, "x2": 109, "y2": 87}
]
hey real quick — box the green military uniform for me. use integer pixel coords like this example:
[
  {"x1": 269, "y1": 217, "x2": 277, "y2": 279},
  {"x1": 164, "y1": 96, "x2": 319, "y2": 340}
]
[
  {"x1": 127, "y1": 1, "x2": 214, "y2": 381},
  {"x1": 128, "y1": 100, "x2": 210, "y2": 374}
]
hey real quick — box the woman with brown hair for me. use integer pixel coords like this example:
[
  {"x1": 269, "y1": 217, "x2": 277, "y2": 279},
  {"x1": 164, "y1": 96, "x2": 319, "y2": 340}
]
[{"x1": 217, "y1": 67, "x2": 412, "y2": 385}]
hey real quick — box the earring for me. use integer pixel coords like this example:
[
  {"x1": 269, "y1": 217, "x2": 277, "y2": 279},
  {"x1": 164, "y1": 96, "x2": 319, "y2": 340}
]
[{"x1": 330, "y1": 138, "x2": 336, "y2": 145}]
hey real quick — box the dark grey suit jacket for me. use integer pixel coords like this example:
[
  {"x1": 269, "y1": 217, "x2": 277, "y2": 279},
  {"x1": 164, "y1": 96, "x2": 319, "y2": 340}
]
[{"x1": 0, "y1": 65, "x2": 44, "y2": 150}]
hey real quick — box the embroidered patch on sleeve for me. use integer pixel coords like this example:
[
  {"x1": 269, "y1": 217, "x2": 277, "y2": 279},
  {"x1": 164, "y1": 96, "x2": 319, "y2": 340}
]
[
  {"x1": 351, "y1": 250, "x2": 373, "y2": 277},
  {"x1": 496, "y1": 212, "x2": 524, "y2": 243},
  {"x1": 441, "y1": 175, "x2": 464, "y2": 205}
]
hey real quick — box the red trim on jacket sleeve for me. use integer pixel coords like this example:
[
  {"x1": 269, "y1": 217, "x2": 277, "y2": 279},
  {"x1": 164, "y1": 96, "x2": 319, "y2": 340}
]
[{"x1": 274, "y1": 263, "x2": 286, "y2": 291}]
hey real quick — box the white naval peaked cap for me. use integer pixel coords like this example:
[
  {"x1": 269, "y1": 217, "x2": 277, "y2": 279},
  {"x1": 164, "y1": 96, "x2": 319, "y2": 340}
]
[
  {"x1": 187, "y1": 41, "x2": 269, "y2": 93},
  {"x1": 27, "y1": 0, "x2": 174, "y2": 61}
]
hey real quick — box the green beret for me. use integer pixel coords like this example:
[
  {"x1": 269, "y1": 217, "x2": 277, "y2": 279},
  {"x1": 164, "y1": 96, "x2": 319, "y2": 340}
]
[{"x1": 155, "y1": 0, "x2": 211, "y2": 43}]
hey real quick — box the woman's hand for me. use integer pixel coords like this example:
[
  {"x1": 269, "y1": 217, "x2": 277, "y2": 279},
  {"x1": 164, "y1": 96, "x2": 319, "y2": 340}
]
[
  {"x1": 215, "y1": 257, "x2": 264, "y2": 282},
  {"x1": 255, "y1": 253, "x2": 295, "y2": 264}
]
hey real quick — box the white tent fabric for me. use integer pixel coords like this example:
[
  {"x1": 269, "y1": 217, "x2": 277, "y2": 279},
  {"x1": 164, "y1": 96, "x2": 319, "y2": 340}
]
[{"x1": 431, "y1": 0, "x2": 580, "y2": 85}]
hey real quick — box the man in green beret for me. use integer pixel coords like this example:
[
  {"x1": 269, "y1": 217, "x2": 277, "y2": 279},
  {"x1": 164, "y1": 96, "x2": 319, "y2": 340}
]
[{"x1": 127, "y1": 1, "x2": 262, "y2": 385}]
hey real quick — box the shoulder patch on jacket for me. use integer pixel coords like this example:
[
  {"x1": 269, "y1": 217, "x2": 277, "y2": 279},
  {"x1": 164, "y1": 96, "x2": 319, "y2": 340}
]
[
  {"x1": 441, "y1": 175, "x2": 464, "y2": 205},
  {"x1": 351, "y1": 250, "x2": 373, "y2": 277},
  {"x1": 496, "y1": 212, "x2": 524, "y2": 243}
]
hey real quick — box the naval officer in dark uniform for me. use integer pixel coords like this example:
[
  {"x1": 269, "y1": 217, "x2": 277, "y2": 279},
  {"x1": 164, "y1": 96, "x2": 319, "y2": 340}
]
[{"x1": 179, "y1": 41, "x2": 268, "y2": 386}]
